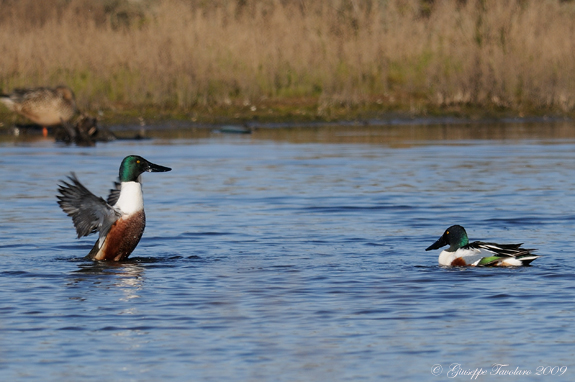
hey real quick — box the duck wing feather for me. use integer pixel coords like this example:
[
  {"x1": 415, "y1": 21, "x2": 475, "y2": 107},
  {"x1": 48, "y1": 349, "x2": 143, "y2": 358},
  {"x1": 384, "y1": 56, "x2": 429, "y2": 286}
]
[
  {"x1": 106, "y1": 179, "x2": 121, "y2": 206},
  {"x1": 57, "y1": 173, "x2": 121, "y2": 242},
  {"x1": 465, "y1": 241, "x2": 535, "y2": 257}
]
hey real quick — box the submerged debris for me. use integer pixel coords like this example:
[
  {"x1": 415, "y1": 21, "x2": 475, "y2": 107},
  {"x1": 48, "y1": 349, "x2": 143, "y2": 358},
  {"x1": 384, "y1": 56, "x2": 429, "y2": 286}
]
[{"x1": 217, "y1": 125, "x2": 252, "y2": 134}]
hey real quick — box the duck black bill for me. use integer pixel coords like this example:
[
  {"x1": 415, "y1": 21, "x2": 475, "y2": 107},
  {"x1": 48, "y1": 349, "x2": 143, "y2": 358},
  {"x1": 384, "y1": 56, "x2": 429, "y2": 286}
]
[
  {"x1": 147, "y1": 162, "x2": 172, "y2": 172},
  {"x1": 425, "y1": 236, "x2": 447, "y2": 251}
]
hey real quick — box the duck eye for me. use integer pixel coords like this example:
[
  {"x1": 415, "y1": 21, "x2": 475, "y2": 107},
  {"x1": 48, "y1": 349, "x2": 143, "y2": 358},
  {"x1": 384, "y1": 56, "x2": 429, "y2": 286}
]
[
  {"x1": 137, "y1": 160, "x2": 140, "y2": 164},
  {"x1": 446, "y1": 231, "x2": 449, "y2": 235}
]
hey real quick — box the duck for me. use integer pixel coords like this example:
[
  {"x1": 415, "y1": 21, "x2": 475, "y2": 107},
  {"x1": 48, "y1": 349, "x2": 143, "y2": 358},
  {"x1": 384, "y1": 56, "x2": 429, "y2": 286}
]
[
  {"x1": 425, "y1": 225, "x2": 539, "y2": 266},
  {"x1": 55, "y1": 114, "x2": 116, "y2": 147},
  {"x1": 57, "y1": 155, "x2": 171, "y2": 261},
  {"x1": 1, "y1": 86, "x2": 78, "y2": 127}
]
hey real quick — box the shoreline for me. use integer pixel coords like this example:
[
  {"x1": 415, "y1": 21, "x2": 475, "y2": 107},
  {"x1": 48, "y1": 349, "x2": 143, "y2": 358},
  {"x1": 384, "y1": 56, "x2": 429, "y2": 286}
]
[
  {"x1": 2, "y1": 102, "x2": 572, "y2": 134},
  {"x1": 2, "y1": 111, "x2": 574, "y2": 145}
]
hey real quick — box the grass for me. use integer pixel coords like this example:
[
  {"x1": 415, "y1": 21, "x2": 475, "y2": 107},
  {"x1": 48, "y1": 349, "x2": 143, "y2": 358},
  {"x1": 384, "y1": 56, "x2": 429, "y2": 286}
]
[{"x1": 1, "y1": 0, "x2": 575, "y2": 125}]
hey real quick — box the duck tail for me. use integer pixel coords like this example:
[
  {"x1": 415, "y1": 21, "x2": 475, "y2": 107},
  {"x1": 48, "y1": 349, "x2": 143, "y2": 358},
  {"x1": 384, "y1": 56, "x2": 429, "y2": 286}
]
[{"x1": 517, "y1": 255, "x2": 540, "y2": 266}]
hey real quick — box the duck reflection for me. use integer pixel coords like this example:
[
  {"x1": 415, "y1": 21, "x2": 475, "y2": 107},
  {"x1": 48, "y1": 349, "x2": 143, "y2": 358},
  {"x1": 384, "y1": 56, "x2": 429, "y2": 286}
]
[{"x1": 68, "y1": 261, "x2": 144, "y2": 301}]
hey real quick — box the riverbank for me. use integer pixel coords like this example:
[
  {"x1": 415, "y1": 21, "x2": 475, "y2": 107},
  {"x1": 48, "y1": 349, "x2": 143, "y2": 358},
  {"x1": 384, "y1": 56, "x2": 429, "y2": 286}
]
[
  {"x1": 2, "y1": 0, "x2": 575, "y2": 123},
  {"x1": 0, "y1": 98, "x2": 568, "y2": 134}
]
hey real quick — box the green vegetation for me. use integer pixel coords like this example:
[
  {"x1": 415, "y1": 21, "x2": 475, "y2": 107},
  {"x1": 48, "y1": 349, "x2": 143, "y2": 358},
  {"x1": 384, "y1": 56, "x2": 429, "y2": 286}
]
[{"x1": 1, "y1": 0, "x2": 575, "y2": 125}]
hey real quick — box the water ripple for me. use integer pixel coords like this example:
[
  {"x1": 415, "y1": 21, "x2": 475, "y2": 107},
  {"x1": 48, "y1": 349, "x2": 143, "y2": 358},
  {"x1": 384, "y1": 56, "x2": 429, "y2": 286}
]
[{"x1": 0, "y1": 126, "x2": 574, "y2": 380}]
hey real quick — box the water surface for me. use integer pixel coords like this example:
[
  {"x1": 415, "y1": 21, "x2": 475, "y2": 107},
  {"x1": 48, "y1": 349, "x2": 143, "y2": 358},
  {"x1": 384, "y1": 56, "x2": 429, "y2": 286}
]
[{"x1": 1, "y1": 123, "x2": 575, "y2": 381}]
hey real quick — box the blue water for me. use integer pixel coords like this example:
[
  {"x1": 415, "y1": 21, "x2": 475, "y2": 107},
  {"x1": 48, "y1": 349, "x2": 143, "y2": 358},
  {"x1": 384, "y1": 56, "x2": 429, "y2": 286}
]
[{"x1": 1, "y1": 123, "x2": 575, "y2": 381}]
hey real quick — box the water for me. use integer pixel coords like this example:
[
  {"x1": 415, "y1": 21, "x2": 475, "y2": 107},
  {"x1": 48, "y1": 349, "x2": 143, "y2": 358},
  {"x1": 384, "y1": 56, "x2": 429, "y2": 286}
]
[{"x1": 1, "y1": 123, "x2": 575, "y2": 381}]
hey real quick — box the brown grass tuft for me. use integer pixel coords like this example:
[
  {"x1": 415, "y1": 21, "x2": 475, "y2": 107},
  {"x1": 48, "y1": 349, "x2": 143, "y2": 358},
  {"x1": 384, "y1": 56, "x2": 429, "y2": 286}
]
[{"x1": 1, "y1": 0, "x2": 575, "y2": 120}]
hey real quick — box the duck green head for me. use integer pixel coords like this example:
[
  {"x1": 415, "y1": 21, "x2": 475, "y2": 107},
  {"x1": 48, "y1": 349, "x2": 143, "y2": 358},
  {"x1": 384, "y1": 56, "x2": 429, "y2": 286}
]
[
  {"x1": 119, "y1": 155, "x2": 171, "y2": 182},
  {"x1": 426, "y1": 225, "x2": 469, "y2": 252}
]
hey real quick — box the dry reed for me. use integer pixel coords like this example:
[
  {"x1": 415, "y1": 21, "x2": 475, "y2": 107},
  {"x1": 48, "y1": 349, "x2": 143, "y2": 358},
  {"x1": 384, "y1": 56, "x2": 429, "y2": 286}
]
[{"x1": 1, "y1": 0, "x2": 575, "y2": 120}]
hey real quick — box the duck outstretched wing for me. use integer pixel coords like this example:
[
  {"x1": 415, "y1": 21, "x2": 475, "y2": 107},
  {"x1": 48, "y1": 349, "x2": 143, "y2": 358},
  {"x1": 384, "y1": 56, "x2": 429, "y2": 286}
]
[{"x1": 57, "y1": 173, "x2": 121, "y2": 242}]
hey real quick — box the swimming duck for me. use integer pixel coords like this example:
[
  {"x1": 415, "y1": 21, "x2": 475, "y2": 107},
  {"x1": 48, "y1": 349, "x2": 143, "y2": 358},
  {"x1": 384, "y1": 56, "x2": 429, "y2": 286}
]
[
  {"x1": 0, "y1": 86, "x2": 78, "y2": 127},
  {"x1": 57, "y1": 155, "x2": 171, "y2": 261},
  {"x1": 426, "y1": 225, "x2": 539, "y2": 266}
]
